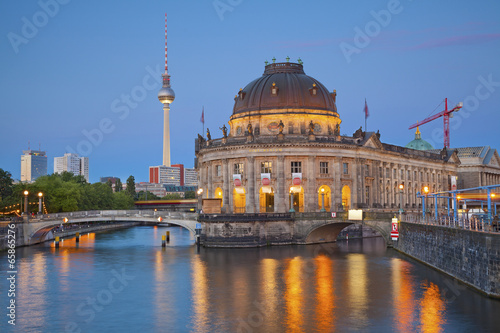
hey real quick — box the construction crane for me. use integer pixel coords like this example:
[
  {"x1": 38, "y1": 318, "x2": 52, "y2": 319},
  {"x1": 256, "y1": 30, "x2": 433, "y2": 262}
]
[{"x1": 409, "y1": 98, "x2": 463, "y2": 149}]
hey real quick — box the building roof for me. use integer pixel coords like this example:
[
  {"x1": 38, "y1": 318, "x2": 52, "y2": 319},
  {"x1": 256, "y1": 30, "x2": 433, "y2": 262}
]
[
  {"x1": 231, "y1": 61, "x2": 338, "y2": 117},
  {"x1": 405, "y1": 127, "x2": 434, "y2": 151}
]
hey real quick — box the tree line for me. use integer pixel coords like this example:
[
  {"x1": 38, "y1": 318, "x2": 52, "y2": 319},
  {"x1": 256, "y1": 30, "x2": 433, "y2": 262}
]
[
  {"x1": 0, "y1": 169, "x2": 135, "y2": 213},
  {"x1": 0, "y1": 168, "x2": 197, "y2": 215}
]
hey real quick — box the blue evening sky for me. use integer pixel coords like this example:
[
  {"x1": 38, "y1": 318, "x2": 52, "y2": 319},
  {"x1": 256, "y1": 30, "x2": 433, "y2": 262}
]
[{"x1": 1, "y1": 0, "x2": 499, "y2": 183}]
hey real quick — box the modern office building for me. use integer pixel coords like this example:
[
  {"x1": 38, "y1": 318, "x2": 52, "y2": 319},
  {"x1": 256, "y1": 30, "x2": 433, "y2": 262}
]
[
  {"x1": 20, "y1": 150, "x2": 47, "y2": 182},
  {"x1": 184, "y1": 167, "x2": 198, "y2": 186},
  {"x1": 149, "y1": 164, "x2": 198, "y2": 186},
  {"x1": 54, "y1": 153, "x2": 89, "y2": 182}
]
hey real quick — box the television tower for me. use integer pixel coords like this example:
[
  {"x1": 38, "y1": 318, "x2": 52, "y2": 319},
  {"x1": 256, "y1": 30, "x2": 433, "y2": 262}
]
[{"x1": 158, "y1": 13, "x2": 175, "y2": 166}]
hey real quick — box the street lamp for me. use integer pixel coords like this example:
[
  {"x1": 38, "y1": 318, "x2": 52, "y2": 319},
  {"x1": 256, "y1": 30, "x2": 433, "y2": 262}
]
[
  {"x1": 320, "y1": 187, "x2": 326, "y2": 212},
  {"x1": 399, "y1": 183, "x2": 404, "y2": 218},
  {"x1": 289, "y1": 188, "x2": 295, "y2": 213},
  {"x1": 38, "y1": 192, "x2": 43, "y2": 215},
  {"x1": 197, "y1": 188, "x2": 204, "y2": 213},
  {"x1": 23, "y1": 190, "x2": 29, "y2": 222},
  {"x1": 423, "y1": 186, "x2": 429, "y2": 219}
]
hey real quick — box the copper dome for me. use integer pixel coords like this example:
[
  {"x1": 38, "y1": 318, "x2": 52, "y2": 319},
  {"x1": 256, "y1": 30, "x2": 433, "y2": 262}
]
[{"x1": 231, "y1": 62, "x2": 338, "y2": 118}]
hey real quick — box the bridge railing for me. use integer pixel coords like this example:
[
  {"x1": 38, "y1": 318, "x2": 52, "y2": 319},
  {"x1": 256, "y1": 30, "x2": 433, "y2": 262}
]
[
  {"x1": 402, "y1": 213, "x2": 500, "y2": 233},
  {"x1": 27, "y1": 210, "x2": 197, "y2": 222}
]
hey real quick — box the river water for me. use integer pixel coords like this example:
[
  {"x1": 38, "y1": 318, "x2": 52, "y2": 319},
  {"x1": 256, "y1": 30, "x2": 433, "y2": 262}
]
[{"x1": 1, "y1": 226, "x2": 499, "y2": 332}]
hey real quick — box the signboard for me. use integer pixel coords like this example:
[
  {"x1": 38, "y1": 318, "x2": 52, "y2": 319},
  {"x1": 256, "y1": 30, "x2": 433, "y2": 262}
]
[
  {"x1": 202, "y1": 199, "x2": 222, "y2": 214},
  {"x1": 196, "y1": 223, "x2": 201, "y2": 229},
  {"x1": 261, "y1": 173, "x2": 271, "y2": 186},
  {"x1": 331, "y1": 212, "x2": 337, "y2": 218},
  {"x1": 233, "y1": 174, "x2": 242, "y2": 187},
  {"x1": 451, "y1": 176, "x2": 457, "y2": 191},
  {"x1": 292, "y1": 173, "x2": 302, "y2": 185},
  {"x1": 391, "y1": 217, "x2": 399, "y2": 240},
  {"x1": 348, "y1": 209, "x2": 363, "y2": 221}
]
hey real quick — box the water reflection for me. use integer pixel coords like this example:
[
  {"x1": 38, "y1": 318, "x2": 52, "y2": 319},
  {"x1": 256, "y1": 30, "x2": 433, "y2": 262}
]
[
  {"x1": 191, "y1": 254, "x2": 209, "y2": 332},
  {"x1": 419, "y1": 281, "x2": 446, "y2": 333},
  {"x1": 314, "y1": 254, "x2": 335, "y2": 332},
  {"x1": 391, "y1": 258, "x2": 417, "y2": 332},
  {"x1": 347, "y1": 253, "x2": 368, "y2": 329},
  {"x1": 261, "y1": 258, "x2": 279, "y2": 322},
  {"x1": 18, "y1": 252, "x2": 47, "y2": 329},
  {"x1": 285, "y1": 257, "x2": 304, "y2": 332}
]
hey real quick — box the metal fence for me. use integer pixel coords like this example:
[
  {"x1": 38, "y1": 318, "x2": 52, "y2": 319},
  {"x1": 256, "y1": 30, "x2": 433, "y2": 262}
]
[{"x1": 402, "y1": 213, "x2": 500, "y2": 233}]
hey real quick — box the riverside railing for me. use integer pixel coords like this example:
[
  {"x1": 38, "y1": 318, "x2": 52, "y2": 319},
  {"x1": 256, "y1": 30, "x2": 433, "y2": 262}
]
[{"x1": 402, "y1": 213, "x2": 499, "y2": 233}]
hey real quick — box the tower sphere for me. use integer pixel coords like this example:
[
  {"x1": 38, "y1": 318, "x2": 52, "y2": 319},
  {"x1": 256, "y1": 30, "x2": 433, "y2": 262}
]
[{"x1": 158, "y1": 86, "x2": 175, "y2": 104}]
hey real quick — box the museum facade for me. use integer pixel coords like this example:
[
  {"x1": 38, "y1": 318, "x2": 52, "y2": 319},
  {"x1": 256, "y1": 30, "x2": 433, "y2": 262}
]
[{"x1": 195, "y1": 61, "x2": 460, "y2": 214}]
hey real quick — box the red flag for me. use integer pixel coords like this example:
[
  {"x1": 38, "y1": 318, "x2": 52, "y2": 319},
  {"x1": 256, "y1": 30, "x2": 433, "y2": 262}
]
[
  {"x1": 200, "y1": 107, "x2": 204, "y2": 124},
  {"x1": 364, "y1": 99, "x2": 369, "y2": 118}
]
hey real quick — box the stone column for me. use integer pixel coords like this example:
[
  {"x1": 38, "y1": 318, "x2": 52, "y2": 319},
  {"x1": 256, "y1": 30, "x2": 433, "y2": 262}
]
[
  {"x1": 334, "y1": 157, "x2": 342, "y2": 210},
  {"x1": 306, "y1": 156, "x2": 316, "y2": 211},
  {"x1": 276, "y1": 156, "x2": 285, "y2": 212},
  {"x1": 352, "y1": 159, "x2": 359, "y2": 209},
  {"x1": 222, "y1": 159, "x2": 230, "y2": 213},
  {"x1": 246, "y1": 157, "x2": 255, "y2": 213},
  {"x1": 207, "y1": 162, "x2": 213, "y2": 198}
]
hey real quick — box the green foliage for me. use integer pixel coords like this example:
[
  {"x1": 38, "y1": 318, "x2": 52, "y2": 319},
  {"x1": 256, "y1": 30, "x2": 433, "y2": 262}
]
[
  {"x1": 136, "y1": 191, "x2": 160, "y2": 201},
  {"x1": 162, "y1": 193, "x2": 182, "y2": 200},
  {"x1": 114, "y1": 178, "x2": 123, "y2": 192},
  {"x1": 0, "y1": 172, "x2": 135, "y2": 214},
  {"x1": 0, "y1": 168, "x2": 13, "y2": 202},
  {"x1": 126, "y1": 175, "x2": 135, "y2": 197},
  {"x1": 113, "y1": 191, "x2": 134, "y2": 209},
  {"x1": 184, "y1": 191, "x2": 196, "y2": 199}
]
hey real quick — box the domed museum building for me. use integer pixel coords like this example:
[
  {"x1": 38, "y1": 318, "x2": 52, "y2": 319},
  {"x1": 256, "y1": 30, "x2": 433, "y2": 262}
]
[{"x1": 195, "y1": 60, "x2": 459, "y2": 214}]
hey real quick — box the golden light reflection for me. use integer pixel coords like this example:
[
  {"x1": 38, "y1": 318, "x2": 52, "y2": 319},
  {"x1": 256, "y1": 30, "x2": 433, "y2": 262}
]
[
  {"x1": 261, "y1": 258, "x2": 278, "y2": 319},
  {"x1": 50, "y1": 233, "x2": 96, "y2": 250},
  {"x1": 392, "y1": 258, "x2": 416, "y2": 333},
  {"x1": 419, "y1": 282, "x2": 446, "y2": 333},
  {"x1": 153, "y1": 249, "x2": 169, "y2": 329},
  {"x1": 285, "y1": 257, "x2": 304, "y2": 332},
  {"x1": 191, "y1": 255, "x2": 209, "y2": 332},
  {"x1": 347, "y1": 254, "x2": 368, "y2": 328},
  {"x1": 314, "y1": 255, "x2": 335, "y2": 332},
  {"x1": 18, "y1": 253, "x2": 47, "y2": 327}
]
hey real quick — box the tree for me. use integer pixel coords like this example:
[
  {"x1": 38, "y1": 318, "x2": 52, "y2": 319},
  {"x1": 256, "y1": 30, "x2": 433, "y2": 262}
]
[
  {"x1": 113, "y1": 191, "x2": 134, "y2": 209},
  {"x1": 136, "y1": 191, "x2": 159, "y2": 201},
  {"x1": 0, "y1": 168, "x2": 13, "y2": 202},
  {"x1": 162, "y1": 193, "x2": 182, "y2": 200},
  {"x1": 114, "y1": 178, "x2": 123, "y2": 192},
  {"x1": 126, "y1": 175, "x2": 136, "y2": 197},
  {"x1": 184, "y1": 191, "x2": 196, "y2": 199}
]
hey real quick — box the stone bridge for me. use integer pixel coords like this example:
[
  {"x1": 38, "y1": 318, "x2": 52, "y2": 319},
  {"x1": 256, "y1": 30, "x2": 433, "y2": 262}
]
[
  {"x1": 18, "y1": 210, "x2": 394, "y2": 247},
  {"x1": 199, "y1": 211, "x2": 395, "y2": 247},
  {"x1": 23, "y1": 210, "x2": 198, "y2": 245}
]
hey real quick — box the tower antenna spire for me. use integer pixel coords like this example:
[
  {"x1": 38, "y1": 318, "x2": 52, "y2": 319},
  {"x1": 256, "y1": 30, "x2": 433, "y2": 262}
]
[
  {"x1": 158, "y1": 13, "x2": 175, "y2": 167},
  {"x1": 164, "y1": 13, "x2": 168, "y2": 75}
]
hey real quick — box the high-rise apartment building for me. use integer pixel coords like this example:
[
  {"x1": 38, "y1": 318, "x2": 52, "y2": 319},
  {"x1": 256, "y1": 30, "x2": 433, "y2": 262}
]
[
  {"x1": 20, "y1": 150, "x2": 47, "y2": 182},
  {"x1": 149, "y1": 164, "x2": 198, "y2": 186},
  {"x1": 54, "y1": 153, "x2": 89, "y2": 182}
]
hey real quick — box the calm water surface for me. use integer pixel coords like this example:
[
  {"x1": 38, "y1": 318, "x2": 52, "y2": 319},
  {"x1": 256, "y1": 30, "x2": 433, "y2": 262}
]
[{"x1": 1, "y1": 226, "x2": 499, "y2": 332}]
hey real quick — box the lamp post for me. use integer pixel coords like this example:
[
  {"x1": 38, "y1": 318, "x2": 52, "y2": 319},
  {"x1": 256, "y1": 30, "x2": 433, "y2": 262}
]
[
  {"x1": 423, "y1": 186, "x2": 429, "y2": 220},
  {"x1": 398, "y1": 183, "x2": 404, "y2": 218},
  {"x1": 320, "y1": 187, "x2": 326, "y2": 212},
  {"x1": 38, "y1": 192, "x2": 43, "y2": 215},
  {"x1": 23, "y1": 190, "x2": 29, "y2": 222},
  {"x1": 197, "y1": 188, "x2": 204, "y2": 213},
  {"x1": 289, "y1": 188, "x2": 295, "y2": 213}
]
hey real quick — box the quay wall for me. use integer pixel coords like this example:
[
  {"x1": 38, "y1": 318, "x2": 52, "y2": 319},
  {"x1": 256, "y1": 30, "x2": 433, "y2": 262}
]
[{"x1": 396, "y1": 222, "x2": 500, "y2": 298}]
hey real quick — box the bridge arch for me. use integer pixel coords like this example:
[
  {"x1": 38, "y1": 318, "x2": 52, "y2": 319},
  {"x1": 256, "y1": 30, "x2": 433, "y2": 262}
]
[{"x1": 304, "y1": 220, "x2": 391, "y2": 245}]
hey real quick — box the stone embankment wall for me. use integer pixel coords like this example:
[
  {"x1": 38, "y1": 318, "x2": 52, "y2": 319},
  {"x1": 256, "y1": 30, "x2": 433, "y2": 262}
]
[{"x1": 396, "y1": 222, "x2": 500, "y2": 298}]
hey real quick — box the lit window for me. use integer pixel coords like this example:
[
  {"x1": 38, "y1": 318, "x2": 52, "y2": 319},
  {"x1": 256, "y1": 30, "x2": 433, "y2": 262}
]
[
  {"x1": 261, "y1": 162, "x2": 272, "y2": 174},
  {"x1": 291, "y1": 161, "x2": 302, "y2": 173}
]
